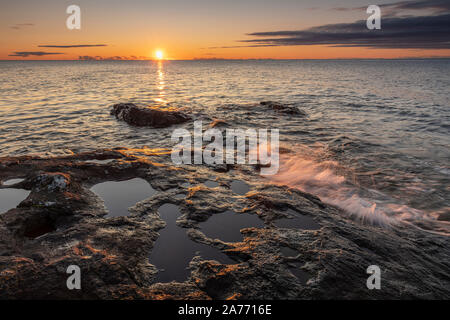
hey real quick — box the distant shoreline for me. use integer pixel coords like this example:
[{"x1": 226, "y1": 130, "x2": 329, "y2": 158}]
[{"x1": 1, "y1": 58, "x2": 450, "y2": 62}]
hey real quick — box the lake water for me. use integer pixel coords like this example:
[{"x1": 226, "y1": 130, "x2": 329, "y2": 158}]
[{"x1": 0, "y1": 60, "x2": 448, "y2": 229}]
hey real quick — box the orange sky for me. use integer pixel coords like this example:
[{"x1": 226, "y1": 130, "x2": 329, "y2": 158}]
[{"x1": 1, "y1": 0, "x2": 449, "y2": 60}]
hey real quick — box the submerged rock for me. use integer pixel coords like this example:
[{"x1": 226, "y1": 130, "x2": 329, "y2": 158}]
[
  {"x1": 0, "y1": 148, "x2": 448, "y2": 300},
  {"x1": 111, "y1": 103, "x2": 191, "y2": 128},
  {"x1": 260, "y1": 101, "x2": 306, "y2": 115}
]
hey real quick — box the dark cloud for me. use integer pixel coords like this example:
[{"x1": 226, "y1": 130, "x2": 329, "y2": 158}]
[
  {"x1": 379, "y1": 0, "x2": 450, "y2": 13},
  {"x1": 332, "y1": 0, "x2": 450, "y2": 14},
  {"x1": 78, "y1": 55, "x2": 148, "y2": 60},
  {"x1": 10, "y1": 23, "x2": 34, "y2": 30},
  {"x1": 206, "y1": 45, "x2": 278, "y2": 49},
  {"x1": 39, "y1": 44, "x2": 107, "y2": 48},
  {"x1": 241, "y1": 14, "x2": 450, "y2": 49},
  {"x1": 8, "y1": 52, "x2": 64, "y2": 57}
]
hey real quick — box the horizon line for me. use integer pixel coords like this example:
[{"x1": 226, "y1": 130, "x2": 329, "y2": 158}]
[{"x1": 1, "y1": 57, "x2": 450, "y2": 62}]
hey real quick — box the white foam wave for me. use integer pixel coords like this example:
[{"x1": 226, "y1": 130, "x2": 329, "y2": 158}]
[{"x1": 265, "y1": 143, "x2": 447, "y2": 230}]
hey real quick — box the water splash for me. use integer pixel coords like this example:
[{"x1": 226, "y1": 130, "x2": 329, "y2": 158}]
[
  {"x1": 262, "y1": 142, "x2": 449, "y2": 230},
  {"x1": 264, "y1": 150, "x2": 395, "y2": 226}
]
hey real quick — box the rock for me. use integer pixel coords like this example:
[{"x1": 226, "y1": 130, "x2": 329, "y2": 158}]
[
  {"x1": 260, "y1": 101, "x2": 306, "y2": 116},
  {"x1": 110, "y1": 103, "x2": 191, "y2": 128},
  {"x1": 0, "y1": 148, "x2": 448, "y2": 299},
  {"x1": 438, "y1": 210, "x2": 450, "y2": 221},
  {"x1": 34, "y1": 172, "x2": 70, "y2": 192}
]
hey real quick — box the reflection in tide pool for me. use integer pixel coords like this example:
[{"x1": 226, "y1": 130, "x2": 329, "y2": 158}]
[
  {"x1": 231, "y1": 180, "x2": 250, "y2": 195},
  {"x1": 149, "y1": 204, "x2": 234, "y2": 283},
  {"x1": 0, "y1": 188, "x2": 30, "y2": 214},
  {"x1": 82, "y1": 159, "x2": 115, "y2": 165},
  {"x1": 2, "y1": 178, "x2": 25, "y2": 186},
  {"x1": 199, "y1": 210, "x2": 265, "y2": 242},
  {"x1": 280, "y1": 246, "x2": 298, "y2": 257},
  {"x1": 204, "y1": 180, "x2": 219, "y2": 188},
  {"x1": 90, "y1": 178, "x2": 156, "y2": 217},
  {"x1": 289, "y1": 262, "x2": 311, "y2": 285}
]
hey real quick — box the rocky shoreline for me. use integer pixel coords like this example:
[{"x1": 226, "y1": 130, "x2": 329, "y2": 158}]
[{"x1": 0, "y1": 148, "x2": 449, "y2": 299}]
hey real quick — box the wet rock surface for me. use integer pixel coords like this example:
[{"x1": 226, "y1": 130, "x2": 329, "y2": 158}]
[
  {"x1": 111, "y1": 103, "x2": 191, "y2": 128},
  {"x1": 0, "y1": 148, "x2": 448, "y2": 299}
]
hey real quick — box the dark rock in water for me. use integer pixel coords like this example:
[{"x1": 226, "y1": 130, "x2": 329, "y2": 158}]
[
  {"x1": 110, "y1": 103, "x2": 191, "y2": 128},
  {"x1": 260, "y1": 101, "x2": 306, "y2": 116}
]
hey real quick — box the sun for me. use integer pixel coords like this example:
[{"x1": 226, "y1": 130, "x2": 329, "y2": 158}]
[{"x1": 155, "y1": 50, "x2": 164, "y2": 60}]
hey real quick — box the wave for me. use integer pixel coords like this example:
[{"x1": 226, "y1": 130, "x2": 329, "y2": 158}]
[{"x1": 262, "y1": 144, "x2": 442, "y2": 229}]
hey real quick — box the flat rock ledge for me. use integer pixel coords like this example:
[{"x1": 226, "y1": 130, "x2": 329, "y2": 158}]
[
  {"x1": 0, "y1": 148, "x2": 448, "y2": 300},
  {"x1": 111, "y1": 103, "x2": 191, "y2": 128}
]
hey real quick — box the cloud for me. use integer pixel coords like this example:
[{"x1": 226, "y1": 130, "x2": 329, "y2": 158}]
[
  {"x1": 206, "y1": 45, "x2": 278, "y2": 49},
  {"x1": 10, "y1": 23, "x2": 34, "y2": 30},
  {"x1": 78, "y1": 55, "x2": 149, "y2": 60},
  {"x1": 79, "y1": 55, "x2": 123, "y2": 60},
  {"x1": 8, "y1": 52, "x2": 64, "y2": 57},
  {"x1": 379, "y1": 0, "x2": 450, "y2": 13},
  {"x1": 241, "y1": 14, "x2": 450, "y2": 49},
  {"x1": 332, "y1": 0, "x2": 450, "y2": 14},
  {"x1": 38, "y1": 44, "x2": 108, "y2": 48},
  {"x1": 78, "y1": 56, "x2": 103, "y2": 60}
]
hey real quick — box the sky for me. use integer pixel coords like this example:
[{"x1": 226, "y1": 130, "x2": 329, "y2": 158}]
[{"x1": 1, "y1": 0, "x2": 449, "y2": 60}]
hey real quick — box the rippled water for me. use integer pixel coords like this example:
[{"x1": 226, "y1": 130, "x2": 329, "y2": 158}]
[{"x1": 0, "y1": 60, "x2": 448, "y2": 227}]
